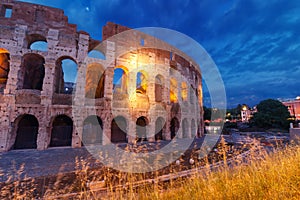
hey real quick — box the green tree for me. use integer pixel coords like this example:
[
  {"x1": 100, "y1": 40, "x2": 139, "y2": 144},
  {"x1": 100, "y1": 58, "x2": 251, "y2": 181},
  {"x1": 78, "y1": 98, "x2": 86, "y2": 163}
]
[{"x1": 251, "y1": 99, "x2": 291, "y2": 130}]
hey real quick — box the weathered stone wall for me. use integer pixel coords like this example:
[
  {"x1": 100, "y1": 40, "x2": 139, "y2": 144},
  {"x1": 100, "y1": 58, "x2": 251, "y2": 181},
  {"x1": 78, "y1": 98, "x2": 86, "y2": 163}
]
[{"x1": 0, "y1": 0, "x2": 204, "y2": 152}]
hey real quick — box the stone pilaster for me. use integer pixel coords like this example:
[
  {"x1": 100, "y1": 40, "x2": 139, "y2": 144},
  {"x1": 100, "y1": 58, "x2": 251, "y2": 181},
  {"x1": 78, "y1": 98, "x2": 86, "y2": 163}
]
[
  {"x1": 127, "y1": 119, "x2": 136, "y2": 143},
  {"x1": 102, "y1": 118, "x2": 111, "y2": 145},
  {"x1": 4, "y1": 55, "x2": 21, "y2": 94},
  {"x1": 104, "y1": 66, "x2": 114, "y2": 99}
]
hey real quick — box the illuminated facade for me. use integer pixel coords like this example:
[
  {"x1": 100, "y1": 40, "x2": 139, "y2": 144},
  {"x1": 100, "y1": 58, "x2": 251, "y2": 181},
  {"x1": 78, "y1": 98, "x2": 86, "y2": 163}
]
[
  {"x1": 282, "y1": 97, "x2": 300, "y2": 120},
  {"x1": 241, "y1": 105, "x2": 256, "y2": 122},
  {"x1": 0, "y1": 1, "x2": 203, "y2": 152}
]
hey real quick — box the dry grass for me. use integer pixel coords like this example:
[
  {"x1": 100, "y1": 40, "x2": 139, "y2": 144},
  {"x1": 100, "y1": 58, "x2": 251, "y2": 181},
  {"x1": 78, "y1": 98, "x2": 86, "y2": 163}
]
[
  {"x1": 137, "y1": 145, "x2": 300, "y2": 200},
  {"x1": 2, "y1": 142, "x2": 300, "y2": 199}
]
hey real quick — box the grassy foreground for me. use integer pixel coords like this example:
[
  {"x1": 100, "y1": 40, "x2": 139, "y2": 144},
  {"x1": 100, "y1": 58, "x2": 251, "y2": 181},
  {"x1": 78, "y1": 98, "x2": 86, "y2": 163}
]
[
  {"x1": 132, "y1": 145, "x2": 300, "y2": 200},
  {"x1": 2, "y1": 144, "x2": 300, "y2": 199}
]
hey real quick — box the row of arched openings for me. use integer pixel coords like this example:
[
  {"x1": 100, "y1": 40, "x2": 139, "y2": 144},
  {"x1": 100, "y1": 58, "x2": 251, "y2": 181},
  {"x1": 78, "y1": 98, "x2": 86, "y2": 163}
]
[
  {"x1": 12, "y1": 114, "x2": 195, "y2": 150},
  {"x1": 2, "y1": 45, "x2": 197, "y2": 103},
  {"x1": 1, "y1": 37, "x2": 105, "y2": 94},
  {"x1": 0, "y1": 47, "x2": 78, "y2": 94},
  {"x1": 112, "y1": 66, "x2": 195, "y2": 103}
]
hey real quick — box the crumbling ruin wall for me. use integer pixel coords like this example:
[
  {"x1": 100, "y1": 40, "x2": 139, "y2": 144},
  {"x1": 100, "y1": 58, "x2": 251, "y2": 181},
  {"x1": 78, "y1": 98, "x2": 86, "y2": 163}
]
[{"x1": 0, "y1": 0, "x2": 203, "y2": 152}]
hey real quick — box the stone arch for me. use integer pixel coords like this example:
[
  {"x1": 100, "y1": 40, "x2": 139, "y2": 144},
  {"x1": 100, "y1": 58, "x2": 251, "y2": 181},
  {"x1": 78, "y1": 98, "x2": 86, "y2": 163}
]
[
  {"x1": 170, "y1": 77, "x2": 178, "y2": 103},
  {"x1": 155, "y1": 74, "x2": 164, "y2": 102},
  {"x1": 190, "y1": 85, "x2": 195, "y2": 104},
  {"x1": 13, "y1": 114, "x2": 39, "y2": 149},
  {"x1": 85, "y1": 63, "x2": 105, "y2": 98},
  {"x1": 182, "y1": 118, "x2": 189, "y2": 138},
  {"x1": 88, "y1": 49, "x2": 106, "y2": 60},
  {"x1": 170, "y1": 117, "x2": 180, "y2": 139},
  {"x1": 55, "y1": 56, "x2": 77, "y2": 94},
  {"x1": 181, "y1": 82, "x2": 188, "y2": 102},
  {"x1": 171, "y1": 102, "x2": 181, "y2": 118},
  {"x1": 136, "y1": 116, "x2": 149, "y2": 142},
  {"x1": 191, "y1": 119, "x2": 196, "y2": 137},
  {"x1": 30, "y1": 41, "x2": 48, "y2": 52},
  {"x1": 26, "y1": 33, "x2": 47, "y2": 49},
  {"x1": 0, "y1": 48, "x2": 10, "y2": 92},
  {"x1": 20, "y1": 53, "x2": 45, "y2": 90},
  {"x1": 136, "y1": 70, "x2": 148, "y2": 94},
  {"x1": 82, "y1": 115, "x2": 103, "y2": 145},
  {"x1": 50, "y1": 114, "x2": 73, "y2": 147},
  {"x1": 111, "y1": 116, "x2": 127, "y2": 143},
  {"x1": 155, "y1": 117, "x2": 165, "y2": 141},
  {"x1": 113, "y1": 66, "x2": 128, "y2": 94}
]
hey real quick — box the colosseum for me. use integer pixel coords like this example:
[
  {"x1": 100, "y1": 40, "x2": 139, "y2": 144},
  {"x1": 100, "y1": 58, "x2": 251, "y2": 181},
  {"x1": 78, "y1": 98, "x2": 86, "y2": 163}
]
[{"x1": 0, "y1": 0, "x2": 203, "y2": 152}]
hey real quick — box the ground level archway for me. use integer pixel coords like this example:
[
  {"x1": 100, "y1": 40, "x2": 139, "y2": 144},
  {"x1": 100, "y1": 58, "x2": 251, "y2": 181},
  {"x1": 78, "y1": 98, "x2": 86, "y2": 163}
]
[
  {"x1": 111, "y1": 116, "x2": 127, "y2": 143},
  {"x1": 14, "y1": 114, "x2": 39, "y2": 149},
  {"x1": 170, "y1": 117, "x2": 180, "y2": 139},
  {"x1": 155, "y1": 117, "x2": 165, "y2": 141},
  {"x1": 82, "y1": 115, "x2": 103, "y2": 145},
  {"x1": 50, "y1": 115, "x2": 73, "y2": 147},
  {"x1": 136, "y1": 116, "x2": 148, "y2": 142}
]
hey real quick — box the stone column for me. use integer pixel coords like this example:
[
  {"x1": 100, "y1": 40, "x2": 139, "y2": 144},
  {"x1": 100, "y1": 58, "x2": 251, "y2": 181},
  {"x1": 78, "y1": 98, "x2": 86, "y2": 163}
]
[
  {"x1": 72, "y1": 123, "x2": 81, "y2": 148},
  {"x1": 41, "y1": 62, "x2": 55, "y2": 105},
  {"x1": 147, "y1": 121, "x2": 155, "y2": 142},
  {"x1": 73, "y1": 62, "x2": 86, "y2": 105},
  {"x1": 104, "y1": 66, "x2": 114, "y2": 99},
  {"x1": 77, "y1": 33, "x2": 89, "y2": 62},
  {"x1": 0, "y1": 106, "x2": 11, "y2": 152},
  {"x1": 127, "y1": 119, "x2": 136, "y2": 143},
  {"x1": 4, "y1": 55, "x2": 21, "y2": 94},
  {"x1": 37, "y1": 125, "x2": 47, "y2": 150},
  {"x1": 147, "y1": 69, "x2": 155, "y2": 103},
  {"x1": 128, "y1": 69, "x2": 137, "y2": 117},
  {"x1": 165, "y1": 73, "x2": 171, "y2": 104},
  {"x1": 165, "y1": 113, "x2": 171, "y2": 140},
  {"x1": 102, "y1": 118, "x2": 111, "y2": 145}
]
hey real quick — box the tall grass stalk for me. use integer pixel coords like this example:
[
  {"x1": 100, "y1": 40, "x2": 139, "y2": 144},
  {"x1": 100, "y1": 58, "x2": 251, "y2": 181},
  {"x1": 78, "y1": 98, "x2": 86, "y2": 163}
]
[{"x1": 139, "y1": 145, "x2": 300, "y2": 200}]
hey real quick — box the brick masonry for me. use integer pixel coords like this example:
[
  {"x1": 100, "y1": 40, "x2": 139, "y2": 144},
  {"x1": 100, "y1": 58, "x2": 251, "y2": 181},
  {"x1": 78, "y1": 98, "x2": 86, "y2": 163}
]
[{"x1": 0, "y1": 0, "x2": 204, "y2": 152}]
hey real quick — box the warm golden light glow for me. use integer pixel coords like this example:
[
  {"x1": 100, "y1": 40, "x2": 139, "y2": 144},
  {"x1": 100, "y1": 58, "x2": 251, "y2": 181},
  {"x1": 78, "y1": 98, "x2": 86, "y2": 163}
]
[
  {"x1": 0, "y1": 48, "x2": 10, "y2": 87},
  {"x1": 0, "y1": 48, "x2": 9, "y2": 54},
  {"x1": 85, "y1": 63, "x2": 105, "y2": 98},
  {"x1": 136, "y1": 71, "x2": 148, "y2": 94},
  {"x1": 181, "y1": 82, "x2": 188, "y2": 101},
  {"x1": 170, "y1": 78, "x2": 178, "y2": 103}
]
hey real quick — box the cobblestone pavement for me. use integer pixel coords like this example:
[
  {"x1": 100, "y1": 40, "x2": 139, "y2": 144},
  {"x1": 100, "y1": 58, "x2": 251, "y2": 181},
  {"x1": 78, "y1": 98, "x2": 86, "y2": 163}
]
[
  {"x1": 0, "y1": 136, "x2": 220, "y2": 183},
  {"x1": 0, "y1": 147, "x2": 102, "y2": 183},
  {"x1": 0, "y1": 140, "x2": 193, "y2": 182}
]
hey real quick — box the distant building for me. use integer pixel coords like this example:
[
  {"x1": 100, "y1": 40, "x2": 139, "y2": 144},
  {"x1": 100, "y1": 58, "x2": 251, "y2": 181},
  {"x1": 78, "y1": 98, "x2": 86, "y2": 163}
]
[
  {"x1": 241, "y1": 105, "x2": 257, "y2": 122},
  {"x1": 282, "y1": 97, "x2": 300, "y2": 120}
]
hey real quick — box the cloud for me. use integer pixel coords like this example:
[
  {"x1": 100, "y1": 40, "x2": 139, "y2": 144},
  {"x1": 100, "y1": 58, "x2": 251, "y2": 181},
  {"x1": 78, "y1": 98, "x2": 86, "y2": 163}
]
[{"x1": 19, "y1": 0, "x2": 300, "y2": 108}]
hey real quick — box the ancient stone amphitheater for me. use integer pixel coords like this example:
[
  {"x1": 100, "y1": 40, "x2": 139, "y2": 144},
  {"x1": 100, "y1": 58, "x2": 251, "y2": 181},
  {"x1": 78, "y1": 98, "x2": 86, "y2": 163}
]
[{"x1": 0, "y1": 0, "x2": 203, "y2": 152}]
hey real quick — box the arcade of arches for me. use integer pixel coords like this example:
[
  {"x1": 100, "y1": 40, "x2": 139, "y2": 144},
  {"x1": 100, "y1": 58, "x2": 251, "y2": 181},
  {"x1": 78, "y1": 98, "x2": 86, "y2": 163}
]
[
  {"x1": 9, "y1": 113, "x2": 199, "y2": 150},
  {"x1": 0, "y1": 1, "x2": 203, "y2": 152}
]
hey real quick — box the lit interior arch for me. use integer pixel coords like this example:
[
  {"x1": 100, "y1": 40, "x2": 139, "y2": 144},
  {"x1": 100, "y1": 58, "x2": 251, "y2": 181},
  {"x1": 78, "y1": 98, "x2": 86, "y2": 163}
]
[
  {"x1": 136, "y1": 71, "x2": 148, "y2": 94},
  {"x1": 170, "y1": 78, "x2": 178, "y2": 103}
]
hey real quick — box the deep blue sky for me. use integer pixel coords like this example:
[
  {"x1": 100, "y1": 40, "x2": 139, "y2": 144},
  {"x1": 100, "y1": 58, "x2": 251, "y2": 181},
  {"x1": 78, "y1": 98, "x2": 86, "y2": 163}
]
[{"x1": 21, "y1": 0, "x2": 300, "y2": 108}]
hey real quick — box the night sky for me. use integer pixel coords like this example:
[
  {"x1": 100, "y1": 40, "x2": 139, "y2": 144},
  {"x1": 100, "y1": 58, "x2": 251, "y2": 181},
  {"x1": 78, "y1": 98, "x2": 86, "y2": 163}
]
[{"x1": 20, "y1": 0, "x2": 300, "y2": 108}]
